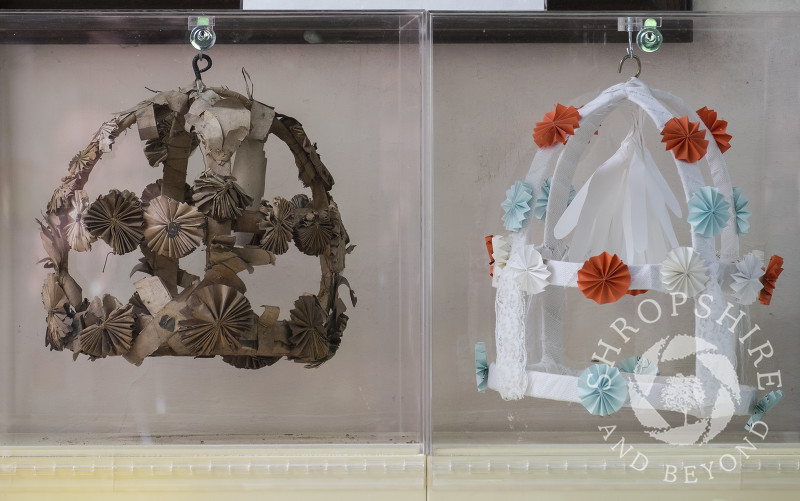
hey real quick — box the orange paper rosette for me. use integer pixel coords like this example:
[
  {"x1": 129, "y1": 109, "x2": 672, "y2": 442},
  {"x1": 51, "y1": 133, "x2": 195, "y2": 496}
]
[
  {"x1": 696, "y1": 106, "x2": 732, "y2": 154},
  {"x1": 758, "y1": 255, "x2": 784, "y2": 305},
  {"x1": 660, "y1": 116, "x2": 709, "y2": 163},
  {"x1": 485, "y1": 235, "x2": 495, "y2": 277},
  {"x1": 577, "y1": 252, "x2": 631, "y2": 305},
  {"x1": 626, "y1": 289, "x2": 648, "y2": 296},
  {"x1": 533, "y1": 104, "x2": 581, "y2": 148}
]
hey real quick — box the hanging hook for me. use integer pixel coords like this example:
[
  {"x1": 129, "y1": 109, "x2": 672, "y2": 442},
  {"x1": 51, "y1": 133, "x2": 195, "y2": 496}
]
[
  {"x1": 192, "y1": 53, "x2": 212, "y2": 81},
  {"x1": 617, "y1": 19, "x2": 641, "y2": 78},
  {"x1": 618, "y1": 53, "x2": 641, "y2": 78}
]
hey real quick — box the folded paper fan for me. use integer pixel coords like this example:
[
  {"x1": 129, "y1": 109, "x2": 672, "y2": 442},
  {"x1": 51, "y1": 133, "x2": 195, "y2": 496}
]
[
  {"x1": 759, "y1": 255, "x2": 784, "y2": 305},
  {"x1": 696, "y1": 106, "x2": 732, "y2": 154},
  {"x1": 687, "y1": 186, "x2": 730, "y2": 238},
  {"x1": 533, "y1": 104, "x2": 581, "y2": 148},
  {"x1": 617, "y1": 356, "x2": 658, "y2": 376},
  {"x1": 730, "y1": 253, "x2": 765, "y2": 305},
  {"x1": 732, "y1": 187, "x2": 751, "y2": 236},
  {"x1": 475, "y1": 342, "x2": 489, "y2": 393},
  {"x1": 577, "y1": 363, "x2": 628, "y2": 416},
  {"x1": 506, "y1": 244, "x2": 550, "y2": 295},
  {"x1": 660, "y1": 247, "x2": 709, "y2": 297},
  {"x1": 577, "y1": 252, "x2": 630, "y2": 305},
  {"x1": 660, "y1": 116, "x2": 709, "y2": 163},
  {"x1": 501, "y1": 181, "x2": 533, "y2": 232},
  {"x1": 533, "y1": 177, "x2": 575, "y2": 222}
]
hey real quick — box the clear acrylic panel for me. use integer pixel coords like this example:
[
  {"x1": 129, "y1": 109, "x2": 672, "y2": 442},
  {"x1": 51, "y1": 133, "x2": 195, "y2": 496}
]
[
  {"x1": 0, "y1": 11, "x2": 427, "y2": 449},
  {"x1": 431, "y1": 11, "x2": 799, "y2": 450}
]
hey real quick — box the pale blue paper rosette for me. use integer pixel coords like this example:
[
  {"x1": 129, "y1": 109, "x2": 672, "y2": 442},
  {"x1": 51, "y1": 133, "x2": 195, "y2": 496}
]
[
  {"x1": 533, "y1": 177, "x2": 576, "y2": 221},
  {"x1": 687, "y1": 186, "x2": 730, "y2": 237},
  {"x1": 577, "y1": 364, "x2": 628, "y2": 416},
  {"x1": 475, "y1": 342, "x2": 489, "y2": 393},
  {"x1": 745, "y1": 390, "x2": 784, "y2": 431},
  {"x1": 501, "y1": 181, "x2": 533, "y2": 232},
  {"x1": 617, "y1": 356, "x2": 659, "y2": 376},
  {"x1": 732, "y1": 186, "x2": 751, "y2": 236}
]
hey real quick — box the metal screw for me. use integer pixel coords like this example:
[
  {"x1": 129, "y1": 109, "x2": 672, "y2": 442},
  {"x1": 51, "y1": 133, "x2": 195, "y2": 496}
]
[{"x1": 190, "y1": 25, "x2": 216, "y2": 51}]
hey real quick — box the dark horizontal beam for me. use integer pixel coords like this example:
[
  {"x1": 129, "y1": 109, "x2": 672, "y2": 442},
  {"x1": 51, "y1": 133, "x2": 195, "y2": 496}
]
[{"x1": 0, "y1": 11, "x2": 693, "y2": 45}]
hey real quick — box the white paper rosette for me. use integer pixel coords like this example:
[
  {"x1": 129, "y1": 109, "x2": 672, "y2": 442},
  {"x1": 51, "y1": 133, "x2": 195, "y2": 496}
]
[
  {"x1": 506, "y1": 244, "x2": 550, "y2": 295},
  {"x1": 659, "y1": 247, "x2": 709, "y2": 297},
  {"x1": 730, "y1": 253, "x2": 765, "y2": 305}
]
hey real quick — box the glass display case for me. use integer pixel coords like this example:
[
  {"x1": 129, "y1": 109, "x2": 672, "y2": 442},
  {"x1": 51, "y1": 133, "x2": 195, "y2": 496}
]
[
  {"x1": 0, "y1": 10, "x2": 428, "y2": 499},
  {"x1": 430, "y1": 10, "x2": 800, "y2": 500},
  {"x1": 2, "y1": 7, "x2": 800, "y2": 501}
]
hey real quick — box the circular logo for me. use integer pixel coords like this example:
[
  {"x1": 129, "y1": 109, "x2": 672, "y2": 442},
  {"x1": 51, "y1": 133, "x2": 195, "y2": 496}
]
[{"x1": 629, "y1": 334, "x2": 741, "y2": 445}]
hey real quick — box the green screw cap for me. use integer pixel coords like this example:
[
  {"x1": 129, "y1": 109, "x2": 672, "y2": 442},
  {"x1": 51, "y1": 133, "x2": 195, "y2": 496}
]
[{"x1": 637, "y1": 19, "x2": 662, "y2": 53}]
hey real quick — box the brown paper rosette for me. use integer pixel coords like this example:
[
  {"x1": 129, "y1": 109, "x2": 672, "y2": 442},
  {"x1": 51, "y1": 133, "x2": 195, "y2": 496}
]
[
  {"x1": 288, "y1": 295, "x2": 330, "y2": 363},
  {"x1": 143, "y1": 195, "x2": 205, "y2": 259},
  {"x1": 64, "y1": 190, "x2": 94, "y2": 252},
  {"x1": 84, "y1": 189, "x2": 145, "y2": 255},
  {"x1": 178, "y1": 284, "x2": 254, "y2": 356},
  {"x1": 42, "y1": 274, "x2": 74, "y2": 351},
  {"x1": 192, "y1": 172, "x2": 253, "y2": 221},
  {"x1": 78, "y1": 295, "x2": 136, "y2": 358},
  {"x1": 222, "y1": 355, "x2": 281, "y2": 370},
  {"x1": 259, "y1": 197, "x2": 295, "y2": 255},
  {"x1": 294, "y1": 210, "x2": 335, "y2": 256}
]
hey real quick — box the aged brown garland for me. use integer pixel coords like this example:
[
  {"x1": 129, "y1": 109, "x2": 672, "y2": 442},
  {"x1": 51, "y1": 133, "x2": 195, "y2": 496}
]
[{"x1": 39, "y1": 82, "x2": 355, "y2": 369}]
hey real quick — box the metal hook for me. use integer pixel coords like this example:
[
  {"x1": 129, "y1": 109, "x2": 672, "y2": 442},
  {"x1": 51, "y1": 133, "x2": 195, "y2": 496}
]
[
  {"x1": 618, "y1": 54, "x2": 641, "y2": 78},
  {"x1": 192, "y1": 53, "x2": 212, "y2": 81}
]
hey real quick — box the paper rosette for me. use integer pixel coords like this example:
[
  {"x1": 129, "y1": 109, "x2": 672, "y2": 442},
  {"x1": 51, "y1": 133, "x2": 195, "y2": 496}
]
[
  {"x1": 475, "y1": 342, "x2": 488, "y2": 393},
  {"x1": 687, "y1": 186, "x2": 730, "y2": 237},
  {"x1": 660, "y1": 116, "x2": 709, "y2": 163},
  {"x1": 533, "y1": 177, "x2": 575, "y2": 221},
  {"x1": 577, "y1": 252, "x2": 630, "y2": 305},
  {"x1": 660, "y1": 247, "x2": 709, "y2": 297},
  {"x1": 745, "y1": 390, "x2": 783, "y2": 431},
  {"x1": 696, "y1": 106, "x2": 732, "y2": 154},
  {"x1": 505, "y1": 244, "x2": 550, "y2": 295},
  {"x1": 501, "y1": 181, "x2": 533, "y2": 232},
  {"x1": 178, "y1": 284, "x2": 254, "y2": 356},
  {"x1": 617, "y1": 356, "x2": 658, "y2": 376},
  {"x1": 533, "y1": 103, "x2": 581, "y2": 148},
  {"x1": 42, "y1": 274, "x2": 73, "y2": 351},
  {"x1": 732, "y1": 187, "x2": 751, "y2": 236},
  {"x1": 84, "y1": 189, "x2": 145, "y2": 255},
  {"x1": 143, "y1": 195, "x2": 205, "y2": 259},
  {"x1": 78, "y1": 295, "x2": 136, "y2": 358},
  {"x1": 577, "y1": 364, "x2": 628, "y2": 416},
  {"x1": 759, "y1": 255, "x2": 784, "y2": 305},
  {"x1": 491, "y1": 235, "x2": 510, "y2": 287},
  {"x1": 64, "y1": 190, "x2": 94, "y2": 252},
  {"x1": 192, "y1": 172, "x2": 254, "y2": 221},
  {"x1": 484, "y1": 235, "x2": 495, "y2": 277},
  {"x1": 731, "y1": 253, "x2": 765, "y2": 305}
]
